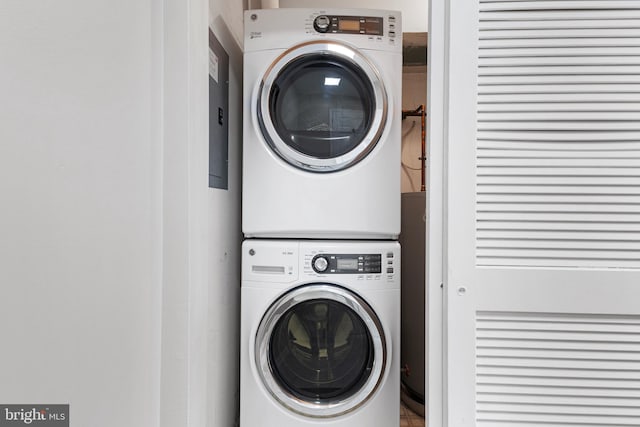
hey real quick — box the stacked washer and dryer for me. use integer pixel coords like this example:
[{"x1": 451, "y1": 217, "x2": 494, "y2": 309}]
[{"x1": 240, "y1": 8, "x2": 402, "y2": 427}]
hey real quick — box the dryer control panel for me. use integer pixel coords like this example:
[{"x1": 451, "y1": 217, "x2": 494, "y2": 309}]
[
  {"x1": 244, "y1": 9, "x2": 402, "y2": 53},
  {"x1": 313, "y1": 15, "x2": 385, "y2": 36}
]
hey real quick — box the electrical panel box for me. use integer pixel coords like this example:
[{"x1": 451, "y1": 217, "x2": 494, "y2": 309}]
[{"x1": 208, "y1": 28, "x2": 229, "y2": 190}]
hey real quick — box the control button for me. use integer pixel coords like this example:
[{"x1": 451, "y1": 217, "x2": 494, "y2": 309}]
[
  {"x1": 312, "y1": 256, "x2": 329, "y2": 272},
  {"x1": 387, "y1": 252, "x2": 394, "y2": 258},
  {"x1": 314, "y1": 15, "x2": 331, "y2": 33},
  {"x1": 389, "y1": 31, "x2": 396, "y2": 38},
  {"x1": 389, "y1": 16, "x2": 396, "y2": 22},
  {"x1": 387, "y1": 267, "x2": 394, "y2": 274}
]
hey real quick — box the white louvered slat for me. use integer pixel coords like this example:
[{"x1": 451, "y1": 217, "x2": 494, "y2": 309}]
[
  {"x1": 476, "y1": 312, "x2": 640, "y2": 426},
  {"x1": 479, "y1": 84, "x2": 640, "y2": 94},
  {"x1": 479, "y1": 348, "x2": 640, "y2": 362},
  {"x1": 477, "y1": 132, "x2": 640, "y2": 142},
  {"x1": 479, "y1": 92, "x2": 640, "y2": 103},
  {"x1": 480, "y1": 37, "x2": 640, "y2": 49},
  {"x1": 479, "y1": 65, "x2": 640, "y2": 76},
  {"x1": 477, "y1": 231, "x2": 640, "y2": 243},
  {"x1": 479, "y1": 393, "x2": 640, "y2": 406},
  {"x1": 480, "y1": 47, "x2": 640, "y2": 58},
  {"x1": 479, "y1": 19, "x2": 640, "y2": 31},
  {"x1": 478, "y1": 317, "x2": 640, "y2": 330},
  {"x1": 480, "y1": 55, "x2": 640, "y2": 67},
  {"x1": 478, "y1": 150, "x2": 640, "y2": 158},
  {"x1": 477, "y1": 193, "x2": 640, "y2": 203},
  {"x1": 479, "y1": 402, "x2": 640, "y2": 415},
  {"x1": 478, "y1": 156, "x2": 640, "y2": 165},
  {"x1": 480, "y1": 75, "x2": 640, "y2": 85},
  {"x1": 479, "y1": 111, "x2": 640, "y2": 121},
  {"x1": 478, "y1": 121, "x2": 640, "y2": 131},
  {"x1": 480, "y1": 10, "x2": 640, "y2": 21},
  {"x1": 477, "y1": 221, "x2": 640, "y2": 232},
  {"x1": 481, "y1": 28, "x2": 640, "y2": 40},
  {"x1": 477, "y1": 186, "x2": 640, "y2": 196},
  {"x1": 478, "y1": 240, "x2": 640, "y2": 252},
  {"x1": 481, "y1": 175, "x2": 640, "y2": 182},
  {"x1": 476, "y1": 0, "x2": 640, "y2": 269},
  {"x1": 477, "y1": 311, "x2": 640, "y2": 324},
  {"x1": 478, "y1": 204, "x2": 640, "y2": 213},
  {"x1": 479, "y1": 0, "x2": 640, "y2": 11}
]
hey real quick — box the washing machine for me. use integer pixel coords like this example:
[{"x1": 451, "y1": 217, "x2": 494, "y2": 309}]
[
  {"x1": 240, "y1": 239, "x2": 400, "y2": 426},
  {"x1": 242, "y1": 8, "x2": 402, "y2": 239}
]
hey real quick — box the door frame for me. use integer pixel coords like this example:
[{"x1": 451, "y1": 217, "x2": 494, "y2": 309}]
[{"x1": 426, "y1": 0, "x2": 449, "y2": 427}]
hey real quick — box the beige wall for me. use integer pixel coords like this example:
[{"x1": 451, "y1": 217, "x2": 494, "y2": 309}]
[{"x1": 402, "y1": 69, "x2": 428, "y2": 193}]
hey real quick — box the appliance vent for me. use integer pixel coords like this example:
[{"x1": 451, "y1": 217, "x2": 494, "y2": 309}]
[
  {"x1": 476, "y1": 311, "x2": 640, "y2": 426},
  {"x1": 475, "y1": 0, "x2": 640, "y2": 269}
]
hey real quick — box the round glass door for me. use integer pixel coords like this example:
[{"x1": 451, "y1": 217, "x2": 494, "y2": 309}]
[
  {"x1": 258, "y1": 41, "x2": 388, "y2": 172},
  {"x1": 255, "y1": 284, "x2": 387, "y2": 418}
]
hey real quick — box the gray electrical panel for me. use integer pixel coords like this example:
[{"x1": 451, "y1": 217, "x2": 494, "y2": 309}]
[{"x1": 208, "y1": 28, "x2": 229, "y2": 189}]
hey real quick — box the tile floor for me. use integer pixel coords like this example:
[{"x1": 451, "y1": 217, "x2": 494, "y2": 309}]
[{"x1": 400, "y1": 400, "x2": 425, "y2": 427}]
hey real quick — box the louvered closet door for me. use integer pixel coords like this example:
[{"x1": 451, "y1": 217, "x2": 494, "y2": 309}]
[{"x1": 447, "y1": 1, "x2": 640, "y2": 426}]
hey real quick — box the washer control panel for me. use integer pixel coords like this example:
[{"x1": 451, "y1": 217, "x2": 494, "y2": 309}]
[
  {"x1": 311, "y1": 253, "x2": 382, "y2": 274},
  {"x1": 313, "y1": 14, "x2": 384, "y2": 36}
]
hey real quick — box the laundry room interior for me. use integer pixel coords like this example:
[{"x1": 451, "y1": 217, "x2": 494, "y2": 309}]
[
  {"x1": 235, "y1": 1, "x2": 429, "y2": 426},
  {"x1": 2, "y1": 0, "x2": 430, "y2": 425},
  {"x1": 214, "y1": 0, "x2": 428, "y2": 427},
  {"x1": 7, "y1": 0, "x2": 640, "y2": 425}
]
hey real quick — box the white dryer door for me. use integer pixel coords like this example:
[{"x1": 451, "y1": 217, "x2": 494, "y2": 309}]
[
  {"x1": 255, "y1": 284, "x2": 387, "y2": 418},
  {"x1": 257, "y1": 41, "x2": 388, "y2": 172}
]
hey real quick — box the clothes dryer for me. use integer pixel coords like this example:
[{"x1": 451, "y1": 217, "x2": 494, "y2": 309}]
[
  {"x1": 240, "y1": 239, "x2": 400, "y2": 426},
  {"x1": 242, "y1": 8, "x2": 402, "y2": 239}
]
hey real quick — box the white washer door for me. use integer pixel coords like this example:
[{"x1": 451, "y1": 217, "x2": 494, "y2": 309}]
[
  {"x1": 255, "y1": 284, "x2": 387, "y2": 418},
  {"x1": 258, "y1": 41, "x2": 388, "y2": 172}
]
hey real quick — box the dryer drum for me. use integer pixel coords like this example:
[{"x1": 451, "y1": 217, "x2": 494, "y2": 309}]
[
  {"x1": 267, "y1": 55, "x2": 376, "y2": 159},
  {"x1": 255, "y1": 284, "x2": 387, "y2": 418},
  {"x1": 257, "y1": 40, "x2": 388, "y2": 173}
]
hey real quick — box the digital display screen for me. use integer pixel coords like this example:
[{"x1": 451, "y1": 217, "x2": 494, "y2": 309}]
[
  {"x1": 365, "y1": 20, "x2": 383, "y2": 35},
  {"x1": 337, "y1": 258, "x2": 359, "y2": 270},
  {"x1": 338, "y1": 19, "x2": 361, "y2": 32}
]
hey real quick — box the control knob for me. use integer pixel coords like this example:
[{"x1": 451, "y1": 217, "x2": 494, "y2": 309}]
[
  {"x1": 312, "y1": 255, "x2": 329, "y2": 273},
  {"x1": 314, "y1": 15, "x2": 331, "y2": 33}
]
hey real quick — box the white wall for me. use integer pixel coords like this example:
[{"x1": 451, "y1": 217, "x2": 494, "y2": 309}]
[
  {"x1": 0, "y1": 0, "x2": 162, "y2": 425},
  {"x1": 207, "y1": 2, "x2": 245, "y2": 427},
  {"x1": 160, "y1": 0, "x2": 244, "y2": 425},
  {"x1": 0, "y1": 0, "x2": 244, "y2": 426},
  {"x1": 278, "y1": 0, "x2": 428, "y2": 32}
]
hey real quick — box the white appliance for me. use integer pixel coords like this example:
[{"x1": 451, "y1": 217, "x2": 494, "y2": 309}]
[
  {"x1": 242, "y1": 8, "x2": 402, "y2": 239},
  {"x1": 241, "y1": 239, "x2": 400, "y2": 426}
]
